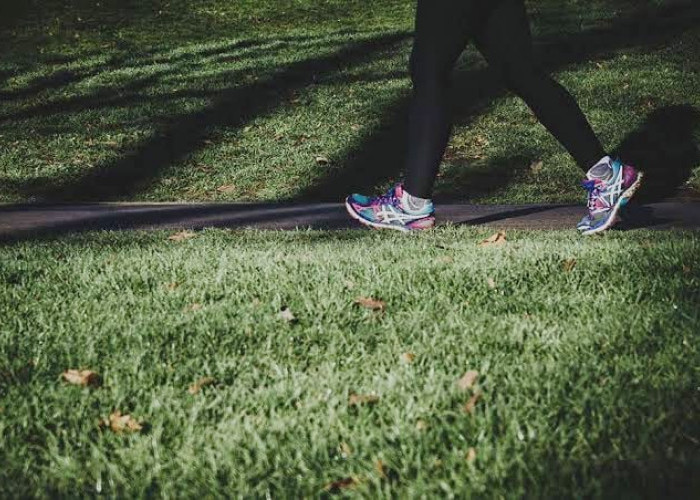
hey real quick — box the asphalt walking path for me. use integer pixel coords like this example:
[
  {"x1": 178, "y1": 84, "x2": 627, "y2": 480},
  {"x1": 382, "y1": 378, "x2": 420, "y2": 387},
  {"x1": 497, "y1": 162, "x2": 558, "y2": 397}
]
[{"x1": 1, "y1": 201, "x2": 699, "y2": 241}]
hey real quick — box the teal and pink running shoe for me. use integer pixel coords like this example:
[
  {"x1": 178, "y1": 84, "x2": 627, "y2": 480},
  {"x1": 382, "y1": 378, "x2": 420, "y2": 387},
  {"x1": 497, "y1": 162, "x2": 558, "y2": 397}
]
[
  {"x1": 578, "y1": 157, "x2": 643, "y2": 235},
  {"x1": 345, "y1": 183, "x2": 435, "y2": 232}
]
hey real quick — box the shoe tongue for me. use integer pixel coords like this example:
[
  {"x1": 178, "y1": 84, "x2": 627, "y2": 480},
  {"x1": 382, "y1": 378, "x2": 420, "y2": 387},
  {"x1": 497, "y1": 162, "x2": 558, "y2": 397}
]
[{"x1": 587, "y1": 159, "x2": 614, "y2": 182}]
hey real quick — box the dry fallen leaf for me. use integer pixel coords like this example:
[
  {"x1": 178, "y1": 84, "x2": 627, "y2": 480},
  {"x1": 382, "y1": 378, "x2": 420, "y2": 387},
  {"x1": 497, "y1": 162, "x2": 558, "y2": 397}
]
[
  {"x1": 165, "y1": 282, "x2": 179, "y2": 291},
  {"x1": 562, "y1": 258, "x2": 577, "y2": 272},
  {"x1": 168, "y1": 230, "x2": 197, "y2": 242},
  {"x1": 323, "y1": 477, "x2": 358, "y2": 493},
  {"x1": 279, "y1": 306, "x2": 297, "y2": 323},
  {"x1": 348, "y1": 393, "x2": 380, "y2": 407},
  {"x1": 457, "y1": 370, "x2": 479, "y2": 391},
  {"x1": 354, "y1": 297, "x2": 386, "y2": 311},
  {"x1": 216, "y1": 184, "x2": 236, "y2": 193},
  {"x1": 102, "y1": 411, "x2": 143, "y2": 433},
  {"x1": 188, "y1": 376, "x2": 215, "y2": 395},
  {"x1": 438, "y1": 255, "x2": 454, "y2": 264},
  {"x1": 400, "y1": 352, "x2": 416, "y2": 364},
  {"x1": 339, "y1": 442, "x2": 352, "y2": 458},
  {"x1": 61, "y1": 369, "x2": 101, "y2": 388},
  {"x1": 486, "y1": 277, "x2": 497, "y2": 289},
  {"x1": 184, "y1": 303, "x2": 203, "y2": 312},
  {"x1": 466, "y1": 447, "x2": 477, "y2": 463},
  {"x1": 682, "y1": 265, "x2": 691, "y2": 274},
  {"x1": 464, "y1": 392, "x2": 482, "y2": 414},
  {"x1": 478, "y1": 231, "x2": 506, "y2": 248},
  {"x1": 530, "y1": 160, "x2": 544, "y2": 174},
  {"x1": 416, "y1": 419, "x2": 428, "y2": 431}
]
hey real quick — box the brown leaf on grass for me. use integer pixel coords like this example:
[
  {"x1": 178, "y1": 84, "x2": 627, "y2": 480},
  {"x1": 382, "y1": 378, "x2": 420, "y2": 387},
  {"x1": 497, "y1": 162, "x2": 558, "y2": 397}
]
[
  {"x1": 188, "y1": 376, "x2": 215, "y2": 395},
  {"x1": 375, "y1": 459, "x2": 386, "y2": 478},
  {"x1": 339, "y1": 442, "x2": 353, "y2": 458},
  {"x1": 437, "y1": 255, "x2": 454, "y2": 264},
  {"x1": 354, "y1": 297, "x2": 386, "y2": 311},
  {"x1": 168, "y1": 230, "x2": 197, "y2": 242},
  {"x1": 348, "y1": 393, "x2": 380, "y2": 407},
  {"x1": 61, "y1": 369, "x2": 101, "y2": 388},
  {"x1": 478, "y1": 231, "x2": 506, "y2": 248},
  {"x1": 323, "y1": 477, "x2": 358, "y2": 493},
  {"x1": 486, "y1": 277, "x2": 497, "y2": 289},
  {"x1": 165, "y1": 282, "x2": 179, "y2": 291},
  {"x1": 400, "y1": 352, "x2": 416, "y2": 364},
  {"x1": 102, "y1": 411, "x2": 143, "y2": 433},
  {"x1": 457, "y1": 370, "x2": 479, "y2": 391},
  {"x1": 530, "y1": 160, "x2": 544, "y2": 174},
  {"x1": 463, "y1": 392, "x2": 482, "y2": 414},
  {"x1": 562, "y1": 258, "x2": 577, "y2": 272},
  {"x1": 682, "y1": 265, "x2": 692, "y2": 274},
  {"x1": 416, "y1": 419, "x2": 428, "y2": 431},
  {"x1": 279, "y1": 306, "x2": 297, "y2": 323},
  {"x1": 216, "y1": 184, "x2": 236, "y2": 194},
  {"x1": 184, "y1": 303, "x2": 203, "y2": 312},
  {"x1": 466, "y1": 447, "x2": 477, "y2": 463}
]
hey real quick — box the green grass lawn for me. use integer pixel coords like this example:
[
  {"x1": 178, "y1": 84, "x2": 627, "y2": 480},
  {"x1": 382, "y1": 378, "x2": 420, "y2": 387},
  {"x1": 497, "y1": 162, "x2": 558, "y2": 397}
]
[
  {"x1": 1, "y1": 0, "x2": 699, "y2": 204},
  {"x1": 2, "y1": 1, "x2": 700, "y2": 496},
  {"x1": 1, "y1": 228, "x2": 699, "y2": 496}
]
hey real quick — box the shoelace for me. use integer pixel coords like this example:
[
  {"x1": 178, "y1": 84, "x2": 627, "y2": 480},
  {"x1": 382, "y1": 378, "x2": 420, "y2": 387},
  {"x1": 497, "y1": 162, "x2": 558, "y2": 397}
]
[
  {"x1": 582, "y1": 179, "x2": 605, "y2": 215},
  {"x1": 377, "y1": 187, "x2": 399, "y2": 207}
]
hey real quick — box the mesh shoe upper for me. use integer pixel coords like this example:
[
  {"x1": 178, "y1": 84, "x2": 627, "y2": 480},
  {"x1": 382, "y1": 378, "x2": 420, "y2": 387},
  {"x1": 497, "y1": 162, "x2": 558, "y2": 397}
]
[
  {"x1": 579, "y1": 158, "x2": 640, "y2": 233},
  {"x1": 347, "y1": 183, "x2": 435, "y2": 231}
]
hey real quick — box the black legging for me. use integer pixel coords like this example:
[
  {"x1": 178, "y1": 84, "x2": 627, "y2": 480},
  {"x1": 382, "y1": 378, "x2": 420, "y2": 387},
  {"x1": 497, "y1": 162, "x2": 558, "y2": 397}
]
[{"x1": 404, "y1": 0, "x2": 606, "y2": 198}]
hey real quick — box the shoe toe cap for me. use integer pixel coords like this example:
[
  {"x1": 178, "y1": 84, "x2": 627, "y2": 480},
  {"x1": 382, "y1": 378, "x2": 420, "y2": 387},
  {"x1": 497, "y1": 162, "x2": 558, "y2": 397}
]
[{"x1": 348, "y1": 193, "x2": 371, "y2": 205}]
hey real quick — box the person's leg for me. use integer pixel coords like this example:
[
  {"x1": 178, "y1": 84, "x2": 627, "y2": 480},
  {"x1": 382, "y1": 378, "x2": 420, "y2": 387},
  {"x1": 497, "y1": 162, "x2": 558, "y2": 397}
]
[
  {"x1": 403, "y1": 0, "x2": 475, "y2": 199},
  {"x1": 473, "y1": 0, "x2": 607, "y2": 170},
  {"x1": 472, "y1": 0, "x2": 642, "y2": 235}
]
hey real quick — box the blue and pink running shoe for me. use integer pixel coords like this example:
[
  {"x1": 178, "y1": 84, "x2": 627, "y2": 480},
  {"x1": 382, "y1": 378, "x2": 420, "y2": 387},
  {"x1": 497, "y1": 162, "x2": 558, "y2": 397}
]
[
  {"x1": 345, "y1": 183, "x2": 435, "y2": 232},
  {"x1": 578, "y1": 158, "x2": 643, "y2": 235}
]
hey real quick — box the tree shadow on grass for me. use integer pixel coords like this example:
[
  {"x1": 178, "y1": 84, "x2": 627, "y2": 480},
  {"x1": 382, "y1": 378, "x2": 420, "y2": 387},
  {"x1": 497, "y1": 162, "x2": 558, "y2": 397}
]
[
  {"x1": 0, "y1": 33, "x2": 359, "y2": 106},
  {"x1": 4, "y1": 3, "x2": 699, "y2": 204},
  {"x1": 292, "y1": 2, "x2": 700, "y2": 202},
  {"x1": 4, "y1": 32, "x2": 410, "y2": 201}
]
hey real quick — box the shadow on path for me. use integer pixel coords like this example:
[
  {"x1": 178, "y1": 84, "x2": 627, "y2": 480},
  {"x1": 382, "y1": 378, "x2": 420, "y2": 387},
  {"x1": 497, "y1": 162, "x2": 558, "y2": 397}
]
[{"x1": 1, "y1": 201, "x2": 698, "y2": 243}]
